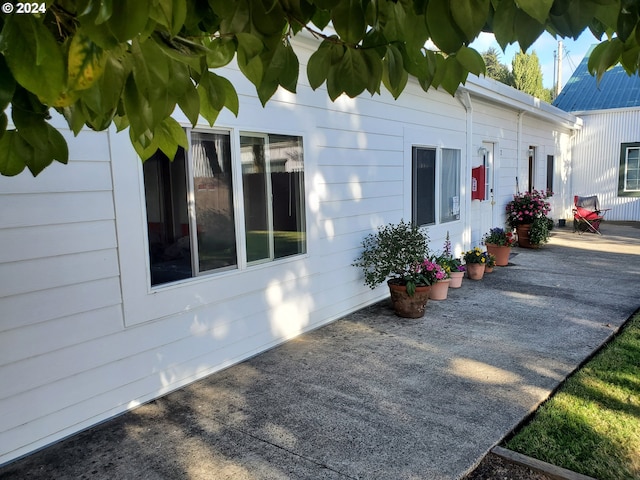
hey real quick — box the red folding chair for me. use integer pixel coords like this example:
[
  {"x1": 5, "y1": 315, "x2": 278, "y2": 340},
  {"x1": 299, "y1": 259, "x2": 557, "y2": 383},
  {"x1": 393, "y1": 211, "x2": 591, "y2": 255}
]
[{"x1": 573, "y1": 195, "x2": 610, "y2": 235}]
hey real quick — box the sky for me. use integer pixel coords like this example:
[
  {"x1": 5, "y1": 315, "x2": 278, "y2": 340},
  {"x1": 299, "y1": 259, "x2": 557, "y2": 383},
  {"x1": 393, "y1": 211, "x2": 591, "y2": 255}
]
[{"x1": 470, "y1": 30, "x2": 599, "y2": 89}]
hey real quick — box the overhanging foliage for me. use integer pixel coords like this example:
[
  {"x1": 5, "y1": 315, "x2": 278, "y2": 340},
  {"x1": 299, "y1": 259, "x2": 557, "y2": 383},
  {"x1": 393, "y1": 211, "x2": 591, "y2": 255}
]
[{"x1": 0, "y1": 0, "x2": 636, "y2": 176}]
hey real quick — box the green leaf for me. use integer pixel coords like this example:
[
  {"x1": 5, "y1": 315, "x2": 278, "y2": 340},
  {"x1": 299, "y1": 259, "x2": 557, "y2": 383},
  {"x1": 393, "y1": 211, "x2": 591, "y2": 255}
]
[
  {"x1": 515, "y1": 9, "x2": 546, "y2": 52},
  {"x1": 311, "y1": 7, "x2": 332, "y2": 30},
  {"x1": 149, "y1": 0, "x2": 188, "y2": 37},
  {"x1": 620, "y1": 45, "x2": 640, "y2": 75},
  {"x1": 156, "y1": 117, "x2": 188, "y2": 160},
  {"x1": 362, "y1": 48, "x2": 383, "y2": 95},
  {"x1": 516, "y1": 0, "x2": 553, "y2": 24},
  {"x1": 105, "y1": 2, "x2": 151, "y2": 42},
  {"x1": 307, "y1": 40, "x2": 334, "y2": 90},
  {"x1": 210, "y1": 0, "x2": 251, "y2": 33},
  {"x1": 0, "y1": 15, "x2": 65, "y2": 105},
  {"x1": 588, "y1": 38, "x2": 624, "y2": 79},
  {"x1": 258, "y1": 41, "x2": 299, "y2": 105},
  {"x1": 493, "y1": 0, "x2": 518, "y2": 50},
  {"x1": 382, "y1": 44, "x2": 408, "y2": 99},
  {"x1": 332, "y1": 0, "x2": 366, "y2": 44},
  {"x1": 426, "y1": 0, "x2": 464, "y2": 54},
  {"x1": 455, "y1": 46, "x2": 486, "y2": 76},
  {"x1": 0, "y1": 112, "x2": 7, "y2": 139},
  {"x1": 617, "y1": 5, "x2": 638, "y2": 42},
  {"x1": 23, "y1": 124, "x2": 69, "y2": 176},
  {"x1": 250, "y1": 0, "x2": 287, "y2": 36},
  {"x1": 327, "y1": 47, "x2": 369, "y2": 99},
  {"x1": 236, "y1": 33, "x2": 264, "y2": 86},
  {"x1": 197, "y1": 70, "x2": 238, "y2": 125},
  {"x1": 206, "y1": 37, "x2": 237, "y2": 68},
  {"x1": 451, "y1": 0, "x2": 490, "y2": 43},
  {"x1": 439, "y1": 56, "x2": 466, "y2": 95},
  {"x1": 123, "y1": 74, "x2": 154, "y2": 135},
  {"x1": 0, "y1": 56, "x2": 16, "y2": 111},
  {"x1": 177, "y1": 81, "x2": 200, "y2": 125},
  {"x1": 0, "y1": 131, "x2": 28, "y2": 176},
  {"x1": 60, "y1": 104, "x2": 88, "y2": 135}
]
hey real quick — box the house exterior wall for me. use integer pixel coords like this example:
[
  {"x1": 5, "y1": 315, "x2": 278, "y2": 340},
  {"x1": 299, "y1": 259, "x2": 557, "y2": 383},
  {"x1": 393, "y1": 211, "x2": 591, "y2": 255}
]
[
  {"x1": 570, "y1": 107, "x2": 640, "y2": 221},
  {"x1": 0, "y1": 39, "x2": 578, "y2": 465},
  {"x1": 464, "y1": 94, "x2": 574, "y2": 243}
]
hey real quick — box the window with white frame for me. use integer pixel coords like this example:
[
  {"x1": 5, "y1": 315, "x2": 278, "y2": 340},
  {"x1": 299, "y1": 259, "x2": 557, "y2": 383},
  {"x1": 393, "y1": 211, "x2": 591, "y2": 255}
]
[
  {"x1": 143, "y1": 129, "x2": 306, "y2": 286},
  {"x1": 619, "y1": 142, "x2": 640, "y2": 197},
  {"x1": 412, "y1": 146, "x2": 461, "y2": 226}
]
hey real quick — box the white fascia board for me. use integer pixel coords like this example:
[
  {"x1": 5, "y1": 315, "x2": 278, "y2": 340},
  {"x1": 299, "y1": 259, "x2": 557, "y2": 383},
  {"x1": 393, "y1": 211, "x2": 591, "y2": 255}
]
[{"x1": 461, "y1": 75, "x2": 583, "y2": 130}]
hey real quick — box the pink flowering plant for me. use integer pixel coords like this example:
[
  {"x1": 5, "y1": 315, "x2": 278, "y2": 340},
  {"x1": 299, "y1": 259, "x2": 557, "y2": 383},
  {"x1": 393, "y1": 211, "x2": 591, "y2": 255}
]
[{"x1": 506, "y1": 189, "x2": 553, "y2": 228}]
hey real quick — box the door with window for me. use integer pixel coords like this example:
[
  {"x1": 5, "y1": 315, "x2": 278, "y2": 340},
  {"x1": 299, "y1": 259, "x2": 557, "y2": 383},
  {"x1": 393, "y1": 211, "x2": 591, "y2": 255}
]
[{"x1": 470, "y1": 142, "x2": 495, "y2": 245}]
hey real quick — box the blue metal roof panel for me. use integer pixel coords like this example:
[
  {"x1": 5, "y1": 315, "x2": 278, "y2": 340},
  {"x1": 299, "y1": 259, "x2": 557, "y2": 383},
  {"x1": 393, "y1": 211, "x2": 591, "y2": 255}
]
[{"x1": 552, "y1": 46, "x2": 640, "y2": 112}]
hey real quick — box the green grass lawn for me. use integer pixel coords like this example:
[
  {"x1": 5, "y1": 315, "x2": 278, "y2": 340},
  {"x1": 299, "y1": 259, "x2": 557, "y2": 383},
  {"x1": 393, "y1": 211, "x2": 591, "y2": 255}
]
[{"x1": 505, "y1": 312, "x2": 640, "y2": 480}]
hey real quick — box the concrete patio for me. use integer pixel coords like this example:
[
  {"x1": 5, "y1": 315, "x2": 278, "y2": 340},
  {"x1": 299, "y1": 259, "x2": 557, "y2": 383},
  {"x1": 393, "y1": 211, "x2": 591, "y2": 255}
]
[{"x1": 1, "y1": 222, "x2": 639, "y2": 479}]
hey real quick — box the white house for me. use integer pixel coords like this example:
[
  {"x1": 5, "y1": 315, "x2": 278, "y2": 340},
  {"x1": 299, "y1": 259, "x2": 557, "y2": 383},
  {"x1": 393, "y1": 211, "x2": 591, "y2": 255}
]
[
  {"x1": 0, "y1": 35, "x2": 581, "y2": 465},
  {"x1": 553, "y1": 48, "x2": 640, "y2": 220}
]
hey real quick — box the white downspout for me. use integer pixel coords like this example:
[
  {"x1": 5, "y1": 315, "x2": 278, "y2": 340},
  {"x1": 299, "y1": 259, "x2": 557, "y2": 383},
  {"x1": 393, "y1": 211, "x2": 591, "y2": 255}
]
[
  {"x1": 456, "y1": 90, "x2": 473, "y2": 250},
  {"x1": 517, "y1": 111, "x2": 525, "y2": 194}
]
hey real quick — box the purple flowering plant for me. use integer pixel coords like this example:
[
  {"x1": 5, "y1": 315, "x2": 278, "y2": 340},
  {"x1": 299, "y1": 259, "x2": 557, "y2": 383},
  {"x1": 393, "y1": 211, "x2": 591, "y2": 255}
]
[
  {"x1": 506, "y1": 189, "x2": 552, "y2": 229},
  {"x1": 436, "y1": 231, "x2": 464, "y2": 273}
]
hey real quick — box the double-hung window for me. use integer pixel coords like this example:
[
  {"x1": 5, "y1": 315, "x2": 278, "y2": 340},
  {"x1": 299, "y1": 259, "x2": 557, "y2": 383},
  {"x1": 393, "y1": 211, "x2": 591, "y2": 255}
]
[
  {"x1": 412, "y1": 146, "x2": 461, "y2": 226},
  {"x1": 143, "y1": 129, "x2": 306, "y2": 286},
  {"x1": 619, "y1": 142, "x2": 640, "y2": 196}
]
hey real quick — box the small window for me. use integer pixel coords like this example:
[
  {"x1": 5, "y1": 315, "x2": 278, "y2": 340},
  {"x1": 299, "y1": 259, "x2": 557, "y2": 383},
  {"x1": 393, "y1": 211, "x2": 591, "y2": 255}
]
[
  {"x1": 546, "y1": 155, "x2": 554, "y2": 192},
  {"x1": 412, "y1": 146, "x2": 461, "y2": 226},
  {"x1": 619, "y1": 143, "x2": 640, "y2": 197},
  {"x1": 412, "y1": 147, "x2": 436, "y2": 226},
  {"x1": 440, "y1": 149, "x2": 461, "y2": 223}
]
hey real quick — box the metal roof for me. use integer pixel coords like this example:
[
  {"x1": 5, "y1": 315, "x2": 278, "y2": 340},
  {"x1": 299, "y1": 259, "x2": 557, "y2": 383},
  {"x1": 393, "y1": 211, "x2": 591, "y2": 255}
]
[{"x1": 553, "y1": 45, "x2": 640, "y2": 112}]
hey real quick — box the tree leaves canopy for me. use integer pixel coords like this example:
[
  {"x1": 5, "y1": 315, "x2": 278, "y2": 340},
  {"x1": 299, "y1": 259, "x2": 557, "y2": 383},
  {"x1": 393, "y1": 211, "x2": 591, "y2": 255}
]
[{"x1": 0, "y1": 0, "x2": 635, "y2": 176}]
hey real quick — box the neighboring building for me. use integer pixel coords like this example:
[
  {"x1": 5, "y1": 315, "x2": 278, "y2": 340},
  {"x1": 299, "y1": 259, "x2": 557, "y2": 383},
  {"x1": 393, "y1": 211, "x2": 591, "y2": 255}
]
[
  {"x1": 553, "y1": 47, "x2": 640, "y2": 220},
  {"x1": 0, "y1": 35, "x2": 580, "y2": 465}
]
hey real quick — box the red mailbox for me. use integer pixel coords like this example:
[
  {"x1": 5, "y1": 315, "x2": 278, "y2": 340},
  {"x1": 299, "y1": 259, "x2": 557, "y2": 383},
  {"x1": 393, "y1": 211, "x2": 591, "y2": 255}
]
[{"x1": 471, "y1": 165, "x2": 485, "y2": 200}]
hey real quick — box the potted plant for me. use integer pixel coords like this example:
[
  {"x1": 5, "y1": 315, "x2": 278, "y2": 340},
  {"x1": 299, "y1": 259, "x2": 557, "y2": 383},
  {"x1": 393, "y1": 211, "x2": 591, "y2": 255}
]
[
  {"x1": 427, "y1": 257, "x2": 451, "y2": 301},
  {"x1": 506, "y1": 189, "x2": 552, "y2": 248},
  {"x1": 353, "y1": 220, "x2": 436, "y2": 318},
  {"x1": 528, "y1": 216, "x2": 551, "y2": 246},
  {"x1": 482, "y1": 227, "x2": 516, "y2": 266},
  {"x1": 463, "y1": 246, "x2": 487, "y2": 280},
  {"x1": 484, "y1": 252, "x2": 496, "y2": 273},
  {"x1": 436, "y1": 232, "x2": 465, "y2": 288}
]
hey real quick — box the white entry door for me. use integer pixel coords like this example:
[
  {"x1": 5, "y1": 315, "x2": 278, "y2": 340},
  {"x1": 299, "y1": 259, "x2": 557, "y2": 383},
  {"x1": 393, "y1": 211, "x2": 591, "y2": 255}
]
[{"x1": 470, "y1": 142, "x2": 495, "y2": 246}]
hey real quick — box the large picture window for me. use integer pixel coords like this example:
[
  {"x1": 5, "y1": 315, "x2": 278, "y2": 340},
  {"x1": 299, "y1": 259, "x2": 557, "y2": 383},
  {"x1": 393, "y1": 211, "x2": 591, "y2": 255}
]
[
  {"x1": 619, "y1": 142, "x2": 640, "y2": 196},
  {"x1": 412, "y1": 146, "x2": 460, "y2": 226},
  {"x1": 143, "y1": 130, "x2": 305, "y2": 286}
]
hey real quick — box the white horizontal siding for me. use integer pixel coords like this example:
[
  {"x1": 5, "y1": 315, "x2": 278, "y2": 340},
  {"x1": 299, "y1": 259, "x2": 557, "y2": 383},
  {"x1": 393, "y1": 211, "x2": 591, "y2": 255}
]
[
  {"x1": 1, "y1": 191, "x2": 115, "y2": 228},
  {"x1": 0, "y1": 278, "x2": 122, "y2": 332},
  {"x1": 0, "y1": 220, "x2": 116, "y2": 263},
  {"x1": 0, "y1": 35, "x2": 579, "y2": 467},
  {"x1": 0, "y1": 127, "x2": 124, "y2": 464}
]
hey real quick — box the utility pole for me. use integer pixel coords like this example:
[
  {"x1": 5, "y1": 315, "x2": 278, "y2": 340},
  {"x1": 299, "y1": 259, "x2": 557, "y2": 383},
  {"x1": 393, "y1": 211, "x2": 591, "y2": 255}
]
[{"x1": 556, "y1": 40, "x2": 563, "y2": 97}]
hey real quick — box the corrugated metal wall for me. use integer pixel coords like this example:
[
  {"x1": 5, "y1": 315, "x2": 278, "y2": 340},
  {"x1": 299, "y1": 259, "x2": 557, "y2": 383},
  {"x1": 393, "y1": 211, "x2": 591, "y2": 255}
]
[{"x1": 571, "y1": 107, "x2": 640, "y2": 221}]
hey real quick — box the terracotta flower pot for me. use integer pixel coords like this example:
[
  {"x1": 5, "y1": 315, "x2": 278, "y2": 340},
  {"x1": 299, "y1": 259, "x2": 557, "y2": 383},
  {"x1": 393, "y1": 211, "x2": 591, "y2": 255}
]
[
  {"x1": 516, "y1": 224, "x2": 537, "y2": 249},
  {"x1": 387, "y1": 280, "x2": 431, "y2": 318},
  {"x1": 449, "y1": 271, "x2": 464, "y2": 288},
  {"x1": 485, "y1": 243, "x2": 511, "y2": 266},
  {"x1": 429, "y1": 279, "x2": 450, "y2": 300},
  {"x1": 466, "y1": 263, "x2": 486, "y2": 280}
]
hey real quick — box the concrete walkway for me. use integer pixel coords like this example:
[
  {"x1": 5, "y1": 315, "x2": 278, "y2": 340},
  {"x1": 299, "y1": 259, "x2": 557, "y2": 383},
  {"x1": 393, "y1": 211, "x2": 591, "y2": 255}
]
[{"x1": 2, "y1": 222, "x2": 639, "y2": 480}]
